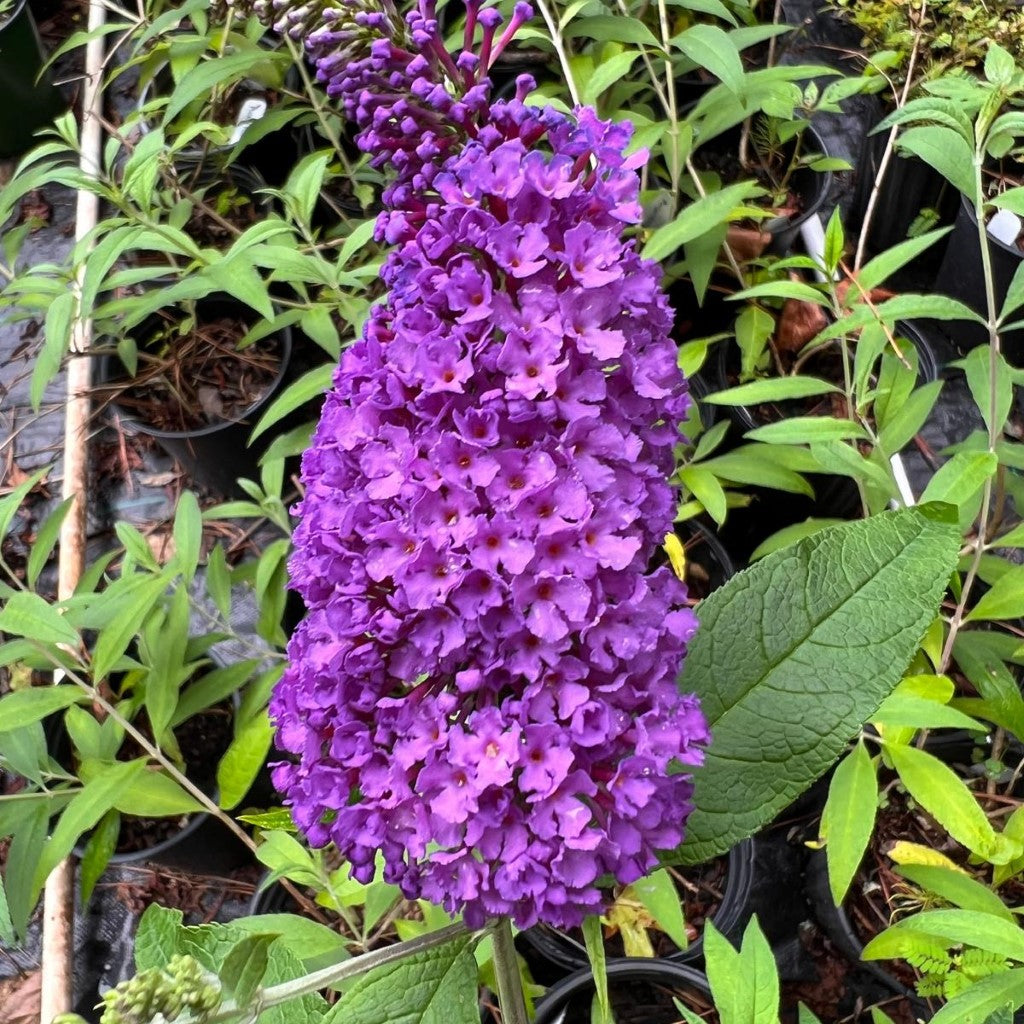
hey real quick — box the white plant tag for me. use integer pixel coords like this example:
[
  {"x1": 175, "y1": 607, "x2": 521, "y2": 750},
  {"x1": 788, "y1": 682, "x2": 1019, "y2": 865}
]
[
  {"x1": 229, "y1": 96, "x2": 268, "y2": 145},
  {"x1": 988, "y1": 208, "x2": 1021, "y2": 247}
]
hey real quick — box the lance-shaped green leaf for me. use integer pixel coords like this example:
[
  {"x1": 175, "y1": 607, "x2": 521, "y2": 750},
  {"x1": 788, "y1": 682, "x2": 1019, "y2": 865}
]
[
  {"x1": 820, "y1": 740, "x2": 877, "y2": 905},
  {"x1": 675, "y1": 504, "x2": 960, "y2": 864}
]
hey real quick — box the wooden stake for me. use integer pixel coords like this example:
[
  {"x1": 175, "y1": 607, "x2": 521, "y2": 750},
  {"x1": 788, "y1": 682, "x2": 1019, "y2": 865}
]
[{"x1": 39, "y1": 0, "x2": 106, "y2": 1017}]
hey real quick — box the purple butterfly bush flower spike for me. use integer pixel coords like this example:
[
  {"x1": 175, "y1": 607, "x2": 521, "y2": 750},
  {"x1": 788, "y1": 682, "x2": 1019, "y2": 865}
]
[{"x1": 270, "y1": 0, "x2": 710, "y2": 930}]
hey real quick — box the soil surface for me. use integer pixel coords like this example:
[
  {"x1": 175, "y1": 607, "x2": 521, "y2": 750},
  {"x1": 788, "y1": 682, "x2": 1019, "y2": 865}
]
[{"x1": 106, "y1": 315, "x2": 282, "y2": 432}]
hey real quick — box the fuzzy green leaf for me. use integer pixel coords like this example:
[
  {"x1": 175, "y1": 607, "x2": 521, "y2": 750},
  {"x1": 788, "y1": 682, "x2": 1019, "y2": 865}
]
[
  {"x1": 676, "y1": 505, "x2": 960, "y2": 864},
  {"x1": 321, "y1": 935, "x2": 479, "y2": 1024}
]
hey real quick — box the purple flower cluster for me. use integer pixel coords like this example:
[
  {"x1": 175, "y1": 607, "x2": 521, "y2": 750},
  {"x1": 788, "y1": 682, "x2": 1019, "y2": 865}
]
[{"x1": 271, "y1": 2, "x2": 708, "y2": 930}]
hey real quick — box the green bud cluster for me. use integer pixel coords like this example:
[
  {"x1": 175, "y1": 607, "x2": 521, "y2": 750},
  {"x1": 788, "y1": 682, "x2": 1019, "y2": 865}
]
[{"x1": 98, "y1": 955, "x2": 222, "y2": 1024}]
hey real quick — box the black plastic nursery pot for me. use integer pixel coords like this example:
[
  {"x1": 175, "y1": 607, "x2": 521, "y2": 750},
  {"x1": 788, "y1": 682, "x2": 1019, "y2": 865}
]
[
  {"x1": 848, "y1": 131, "x2": 958, "y2": 266},
  {"x1": 532, "y1": 958, "x2": 715, "y2": 1024},
  {"x1": 96, "y1": 295, "x2": 293, "y2": 496},
  {"x1": 932, "y1": 193, "x2": 1024, "y2": 363},
  {"x1": 0, "y1": 0, "x2": 65, "y2": 158},
  {"x1": 520, "y1": 838, "x2": 756, "y2": 977},
  {"x1": 675, "y1": 518, "x2": 737, "y2": 600},
  {"x1": 689, "y1": 118, "x2": 834, "y2": 259}
]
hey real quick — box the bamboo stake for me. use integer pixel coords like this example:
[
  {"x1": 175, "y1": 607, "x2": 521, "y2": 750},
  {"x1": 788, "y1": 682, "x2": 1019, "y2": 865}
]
[{"x1": 39, "y1": 0, "x2": 107, "y2": 1017}]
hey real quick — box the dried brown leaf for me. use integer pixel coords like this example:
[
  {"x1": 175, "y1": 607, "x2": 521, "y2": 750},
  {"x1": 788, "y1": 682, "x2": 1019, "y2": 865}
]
[{"x1": 0, "y1": 972, "x2": 42, "y2": 1024}]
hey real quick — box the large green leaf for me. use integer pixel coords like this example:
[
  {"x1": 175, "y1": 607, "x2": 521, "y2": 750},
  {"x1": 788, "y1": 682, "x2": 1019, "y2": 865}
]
[
  {"x1": 676, "y1": 504, "x2": 960, "y2": 864},
  {"x1": 322, "y1": 935, "x2": 479, "y2": 1024}
]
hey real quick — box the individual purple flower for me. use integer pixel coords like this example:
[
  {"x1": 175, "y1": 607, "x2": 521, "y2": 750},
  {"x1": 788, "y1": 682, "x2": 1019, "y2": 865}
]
[{"x1": 270, "y1": 0, "x2": 709, "y2": 932}]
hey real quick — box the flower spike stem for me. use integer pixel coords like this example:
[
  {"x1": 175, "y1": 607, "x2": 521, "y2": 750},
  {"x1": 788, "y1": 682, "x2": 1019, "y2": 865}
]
[{"x1": 491, "y1": 917, "x2": 529, "y2": 1024}]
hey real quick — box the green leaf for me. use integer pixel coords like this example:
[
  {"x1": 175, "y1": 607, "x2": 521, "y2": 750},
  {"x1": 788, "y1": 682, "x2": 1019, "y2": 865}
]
[
  {"x1": 748, "y1": 519, "x2": 846, "y2": 561},
  {"x1": 920, "y1": 453, "x2": 998, "y2": 509},
  {"x1": 580, "y1": 51, "x2": 640, "y2": 106},
  {"x1": 114, "y1": 771, "x2": 205, "y2": 817},
  {"x1": 931, "y1": 969, "x2": 1024, "y2": 1024},
  {"x1": 703, "y1": 920, "x2": 742, "y2": 1021},
  {"x1": 676, "y1": 504, "x2": 960, "y2": 863},
  {"x1": 898, "y1": 865, "x2": 1015, "y2": 923},
  {"x1": 985, "y1": 43, "x2": 1016, "y2": 87},
  {"x1": 704, "y1": 377, "x2": 839, "y2": 406},
  {"x1": 35, "y1": 759, "x2": 147, "y2": 890},
  {"x1": 896, "y1": 125, "x2": 976, "y2": 197},
  {"x1": 675, "y1": 24, "x2": 746, "y2": 98},
  {"x1": 220, "y1": 934, "x2": 275, "y2": 1007},
  {"x1": 0, "y1": 591, "x2": 80, "y2": 646},
  {"x1": 173, "y1": 491, "x2": 203, "y2": 583},
  {"x1": 26, "y1": 497, "x2": 74, "y2": 589},
  {"x1": 700, "y1": 446, "x2": 814, "y2": 496},
  {"x1": 960, "y1": 346, "x2": 1014, "y2": 439},
  {"x1": 232, "y1": 914, "x2": 348, "y2": 965},
  {"x1": 0, "y1": 685, "x2": 88, "y2": 728},
  {"x1": 731, "y1": 280, "x2": 829, "y2": 305},
  {"x1": 206, "y1": 544, "x2": 232, "y2": 621},
  {"x1": 871, "y1": 693, "x2": 984, "y2": 731},
  {"x1": 218, "y1": 710, "x2": 273, "y2": 811},
  {"x1": 967, "y1": 566, "x2": 1024, "y2": 622},
  {"x1": 0, "y1": 872, "x2": 13, "y2": 947},
  {"x1": 251, "y1": 363, "x2": 333, "y2": 443},
  {"x1": 877, "y1": 379, "x2": 943, "y2": 459},
  {"x1": 145, "y1": 584, "x2": 190, "y2": 740},
  {"x1": 163, "y1": 50, "x2": 289, "y2": 123},
  {"x1": 704, "y1": 917, "x2": 779, "y2": 1023},
  {"x1": 116, "y1": 522, "x2": 160, "y2": 571},
  {"x1": 855, "y1": 227, "x2": 952, "y2": 292},
  {"x1": 864, "y1": 909, "x2": 1024, "y2": 963},
  {"x1": 91, "y1": 571, "x2": 172, "y2": 680},
  {"x1": 563, "y1": 15, "x2": 660, "y2": 47},
  {"x1": 631, "y1": 869, "x2": 689, "y2": 951},
  {"x1": 885, "y1": 744, "x2": 1001, "y2": 861},
  {"x1": 679, "y1": 466, "x2": 727, "y2": 525},
  {"x1": 79, "y1": 809, "x2": 120, "y2": 904},
  {"x1": 582, "y1": 915, "x2": 610, "y2": 1024},
  {"x1": 0, "y1": 467, "x2": 47, "y2": 542},
  {"x1": 745, "y1": 417, "x2": 869, "y2": 444},
  {"x1": 643, "y1": 180, "x2": 764, "y2": 262},
  {"x1": 821, "y1": 741, "x2": 877, "y2": 906},
  {"x1": 34, "y1": 290, "x2": 76, "y2": 410},
  {"x1": 322, "y1": 935, "x2": 479, "y2": 1024},
  {"x1": 735, "y1": 303, "x2": 775, "y2": 380},
  {"x1": 171, "y1": 660, "x2": 259, "y2": 729},
  {"x1": 5, "y1": 799, "x2": 50, "y2": 939},
  {"x1": 823, "y1": 206, "x2": 844, "y2": 277}
]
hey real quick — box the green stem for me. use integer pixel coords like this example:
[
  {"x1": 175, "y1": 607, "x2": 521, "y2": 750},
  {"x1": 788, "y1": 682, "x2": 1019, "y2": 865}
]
[
  {"x1": 491, "y1": 917, "x2": 529, "y2": 1024},
  {"x1": 940, "y1": 97, "x2": 1006, "y2": 672}
]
